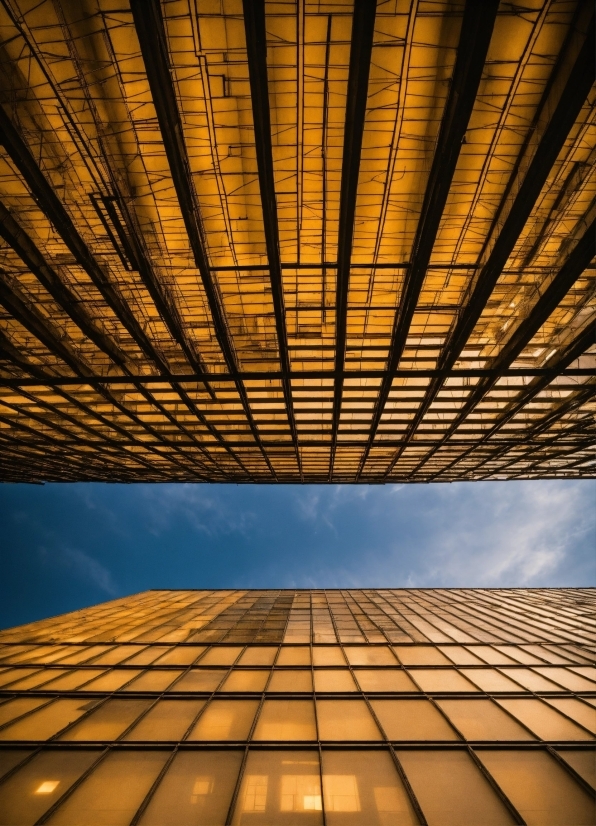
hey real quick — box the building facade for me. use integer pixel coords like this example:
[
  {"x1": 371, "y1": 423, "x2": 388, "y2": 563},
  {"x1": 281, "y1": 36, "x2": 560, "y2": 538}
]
[
  {"x1": 0, "y1": 588, "x2": 593, "y2": 824},
  {"x1": 0, "y1": 0, "x2": 595, "y2": 484}
]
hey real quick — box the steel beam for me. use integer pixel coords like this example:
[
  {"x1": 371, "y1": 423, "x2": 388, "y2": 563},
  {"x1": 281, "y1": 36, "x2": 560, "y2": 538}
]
[
  {"x1": 329, "y1": 0, "x2": 377, "y2": 478},
  {"x1": 242, "y1": 0, "x2": 302, "y2": 477}
]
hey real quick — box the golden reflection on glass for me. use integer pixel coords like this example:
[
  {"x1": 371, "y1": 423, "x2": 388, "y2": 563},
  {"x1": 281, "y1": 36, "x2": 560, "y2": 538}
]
[
  {"x1": 59, "y1": 699, "x2": 152, "y2": 741},
  {"x1": 313, "y1": 670, "x2": 358, "y2": 693},
  {"x1": 268, "y1": 670, "x2": 313, "y2": 692},
  {"x1": 355, "y1": 670, "x2": 418, "y2": 693},
  {"x1": 231, "y1": 750, "x2": 323, "y2": 825},
  {"x1": 188, "y1": 699, "x2": 259, "y2": 741},
  {"x1": 124, "y1": 699, "x2": 205, "y2": 741},
  {"x1": 436, "y1": 699, "x2": 535, "y2": 741},
  {"x1": 496, "y1": 699, "x2": 594, "y2": 741},
  {"x1": 277, "y1": 647, "x2": 312, "y2": 666},
  {"x1": 344, "y1": 647, "x2": 398, "y2": 666},
  {"x1": 140, "y1": 750, "x2": 243, "y2": 825},
  {"x1": 316, "y1": 700, "x2": 382, "y2": 741},
  {"x1": 371, "y1": 699, "x2": 459, "y2": 741},
  {"x1": 221, "y1": 670, "x2": 270, "y2": 692},
  {"x1": 0, "y1": 698, "x2": 94, "y2": 742},
  {"x1": 253, "y1": 700, "x2": 317, "y2": 741}
]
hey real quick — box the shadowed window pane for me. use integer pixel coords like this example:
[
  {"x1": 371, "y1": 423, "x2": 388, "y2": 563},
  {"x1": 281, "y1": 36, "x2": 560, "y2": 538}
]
[
  {"x1": 189, "y1": 699, "x2": 259, "y2": 741},
  {"x1": 436, "y1": 699, "x2": 535, "y2": 740},
  {"x1": 124, "y1": 699, "x2": 204, "y2": 741},
  {"x1": 231, "y1": 750, "x2": 322, "y2": 825},
  {"x1": 397, "y1": 750, "x2": 515, "y2": 826},
  {"x1": 60, "y1": 699, "x2": 152, "y2": 741},
  {"x1": 317, "y1": 700, "x2": 382, "y2": 741},
  {"x1": 0, "y1": 749, "x2": 100, "y2": 825},
  {"x1": 0, "y1": 698, "x2": 49, "y2": 727},
  {"x1": 254, "y1": 700, "x2": 317, "y2": 740},
  {"x1": 0, "y1": 749, "x2": 32, "y2": 780},
  {"x1": 478, "y1": 750, "x2": 595, "y2": 825},
  {"x1": 322, "y1": 750, "x2": 418, "y2": 825},
  {"x1": 47, "y1": 751, "x2": 169, "y2": 826},
  {"x1": 371, "y1": 699, "x2": 459, "y2": 741},
  {"x1": 355, "y1": 670, "x2": 418, "y2": 693},
  {"x1": 140, "y1": 750, "x2": 243, "y2": 825}
]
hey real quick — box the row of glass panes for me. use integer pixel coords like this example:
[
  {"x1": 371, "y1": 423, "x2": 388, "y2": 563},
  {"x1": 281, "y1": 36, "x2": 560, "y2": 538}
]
[
  {"x1": 1, "y1": 663, "x2": 596, "y2": 694},
  {"x1": 0, "y1": 744, "x2": 593, "y2": 825},
  {"x1": 0, "y1": 642, "x2": 592, "y2": 667},
  {"x1": 0, "y1": 695, "x2": 593, "y2": 743}
]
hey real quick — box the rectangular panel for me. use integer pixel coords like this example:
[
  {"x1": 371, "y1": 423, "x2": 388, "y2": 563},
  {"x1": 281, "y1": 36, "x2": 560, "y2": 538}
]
[
  {"x1": 188, "y1": 699, "x2": 259, "y2": 741},
  {"x1": 268, "y1": 670, "x2": 313, "y2": 692},
  {"x1": 496, "y1": 699, "x2": 594, "y2": 741},
  {"x1": 253, "y1": 700, "x2": 317, "y2": 741},
  {"x1": 59, "y1": 699, "x2": 152, "y2": 741},
  {"x1": 231, "y1": 749, "x2": 323, "y2": 825},
  {"x1": 436, "y1": 699, "x2": 535, "y2": 741},
  {"x1": 344, "y1": 647, "x2": 398, "y2": 666},
  {"x1": 316, "y1": 700, "x2": 382, "y2": 741},
  {"x1": 409, "y1": 670, "x2": 479, "y2": 693},
  {"x1": 313, "y1": 670, "x2": 358, "y2": 693},
  {"x1": 277, "y1": 647, "x2": 312, "y2": 666},
  {"x1": 124, "y1": 699, "x2": 205, "y2": 741},
  {"x1": 355, "y1": 670, "x2": 419, "y2": 693},
  {"x1": 371, "y1": 699, "x2": 459, "y2": 741},
  {"x1": 478, "y1": 750, "x2": 595, "y2": 826},
  {"x1": 322, "y1": 749, "x2": 418, "y2": 825},
  {"x1": 140, "y1": 750, "x2": 243, "y2": 825},
  {"x1": 171, "y1": 670, "x2": 227, "y2": 692},
  {"x1": 0, "y1": 698, "x2": 93, "y2": 742}
]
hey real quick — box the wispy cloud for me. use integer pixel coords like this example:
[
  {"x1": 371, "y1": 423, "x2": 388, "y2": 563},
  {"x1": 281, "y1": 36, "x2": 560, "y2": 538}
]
[{"x1": 38, "y1": 545, "x2": 117, "y2": 596}]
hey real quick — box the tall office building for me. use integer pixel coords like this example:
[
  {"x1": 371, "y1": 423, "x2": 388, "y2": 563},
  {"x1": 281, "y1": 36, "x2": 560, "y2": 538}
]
[
  {"x1": 0, "y1": 0, "x2": 594, "y2": 483},
  {"x1": 0, "y1": 588, "x2": 593, "y2": 824}
]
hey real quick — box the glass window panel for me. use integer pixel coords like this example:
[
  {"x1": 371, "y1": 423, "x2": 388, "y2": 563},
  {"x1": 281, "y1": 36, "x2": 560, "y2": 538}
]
[
  {"x1": 171, "y1": 670, "x2": 227, "y2": 692},
  {"x1": 47, "y1": 750, "x2": 169, "y2": 826},
  {"x1": 0, "y1": 749, "x2": 31, "y2": 780},
  {"x1": 0, "y1": 698, "x2": 50, "y2": 727},
  {"x1": 459, "y1": 669, "x2": 524, "y2": 692},
  {"x1": 154, "y1": 647, "x2": 206, "y2": 666},
  {"x1": 478, "y1": 750, "x2": 595, "y2": 825},
  {"x1": 533, "y1": 668, "x2": 596, "y2": 692},
  {"x1": 60, "y1": 699, "x2": 152, "y2": 741},
  {"x1": 371, "y1": 699, "x2": 459, "y2": 741},
  {"x1": 438, "y1": 647, "x2": 484, "y2": 666},
  {"x1": 122, "y1": 670, "x2": 182, "y2": 692},
  {"x1": 231, "y1": 749, "x2": 323, "y2": 825},
  {"x1": 344, "y1": 647, "x2": 397, "y2": 667},
  {"x1": 0, "y1": 749, "x2": 100, "y2": 826},
  {"x1": 0, "y1": 669, "x2": 40, "y2": 687},
  {"x1": 268, "y1": 671, "x2": 313, "y2": 692},
  {"x1": 89, "y1": 645, "x2": 142, "y2": 665},
  {"x1": 189, "y1": 699, "x2": 259, "y2": 741},
  {"x1": 55, "y1": 646, "x2": 112, "y2": 665},
  {"x1": 253, "y1": 700, "x2": 317, "y2": 741},
  {"x1": 277, "y1": 647, "x2": 312, "y2": 666},
  {"x1": 199, "y1": 648, "x2": 243, "y2": 666},
  {"x1": 313, "y1": 647, "x2": 345, "y2": 667},
  {"x1": 409, "y1": 670, "x2": 479, "y2": 693},
  {"x1": 466, "y1": 647, "x2": 518, "y2": 665},
  {"x1": 221, "y1": 670, "x2": 270, "y2": 692},
  {"x1": 2, "y1": 670, "x2": 67, "y2": 690},
  {"x1": 125, "y1": 699, "x2": 204, "y2": 741},
  {"x1": 124, "y1": 646, "x2": 170, "y2": 666},
  {"x1": 397, "y1": 750, "x2": 515, "y2": 826},
  {"x1": 436, "y1": 699, "x2": 535, "y2": 741},
  {"x1": 494, "y1": 647, "x2": 544, "y2": 665},
  {"x1": 317, "y1": 700, "x2": 382, "y2": 741},
  {"x1": 496, "y1": 699, "x2": 593, "y2": 741},
  {"x1": 322, "y1": 749, "x2": 418, "y2": 825},
  {"x1": 0, "y1": 699, "x2": 93, "y2": 741},
  {"x1": 555, "y1": 750, "x2": 596, "y2": 790},
  {"x1": 499, "y1": 669, "x2": 563, "y2": 692},
  {"x1": 545, "y1": 699, "x2": 596, "y2": 735},
  {"x1": 355, "y1": 670, "x2": 418, "y2": 693},
  {"x1": 393, "y1": 648, "x2": 451, "y2": 666},
  {"x1": 24, "y1": 647, "x2": 70, "y2": 665},
  {"x1": 38, "y1": 669, "x2": 105, "y2": 691},
  {"x1": 238, "y1": 647, "x2": 277, "y2": 666},
  {"x1": 313, "y1": 670, "x2": 357, "y2": 693},
  {"x1": 140, "y1": 750, "x2": 243, "y2": 825},
  {"x1": 80, "y1": 669, "x2": 142, "y2": 692}
]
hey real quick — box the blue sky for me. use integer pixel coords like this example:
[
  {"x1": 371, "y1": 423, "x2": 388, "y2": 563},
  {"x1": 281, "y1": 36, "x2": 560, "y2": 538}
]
[{"x1": 0, "y1": 479, "x2": 594, "y2": 630}]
